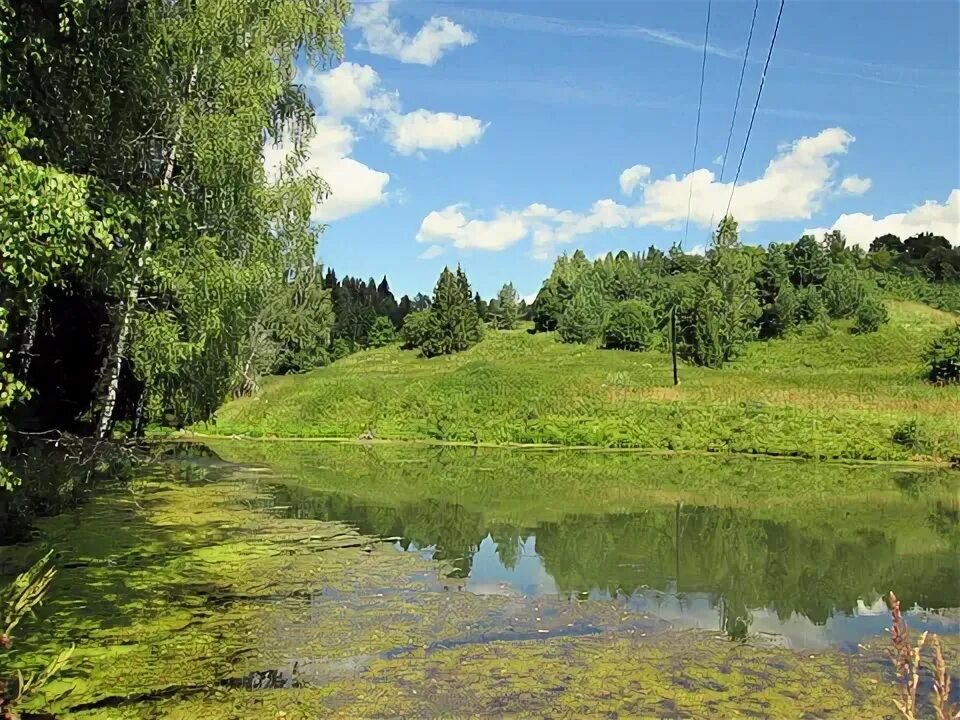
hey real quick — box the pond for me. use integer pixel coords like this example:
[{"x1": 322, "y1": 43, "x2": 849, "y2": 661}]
[{"x1": 2, "y1": 440, "x2": 958, "y2": 718}]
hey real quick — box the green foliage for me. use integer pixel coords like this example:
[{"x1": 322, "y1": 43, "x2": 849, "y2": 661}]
[
  {"x1": 533, "y1": 274, "x2": 572, "y2": 332},
  {"x1": 1, "y1": 550, "x2": 74, "y2": 713},
  {"x1": 330, "y1": 338, "x2": 352, "y2": 362},
  {"x1": 602, "y1": 300, "x2": 655, "y2": 351},
  {"x1": 400, "y1": 310, "x2": 433, "y2": 351},
  {"x1": 677, "y1": 217, "x2": 760, "y2": 368},
  {"x1": 821, "y1": 265, "x2": 865, "y2": 319},
  {"x1": 853, "y1": 296, "x2": 889, "y2": 335},
  {"x1": 367, "y1": 316, "x2": 396, "y2": 348},
  {"x1": 210, "y1": 300, "x2": 960, "y2": 460},
  {"x1": 787, "y1": 234, "x2": 831, "y2": 288},
  {"x1": 922, "y1": 324, "x2": 960, "y2": 385},
  {"x1": 0, "y1": 0, "x2": 351, "y2": 435},
  {"x1": 418, "y1": 267, "x2": 484, "y2": 357},
  {"x1": 557, "y1": 289, "x2": 604, "y2": 344},
  {"x1": 492, "y1": 283, "x2": 520, "y2": 330}
]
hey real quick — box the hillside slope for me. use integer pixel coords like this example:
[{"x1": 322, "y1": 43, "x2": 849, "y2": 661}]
[{"x1": 204, "y1": 301, "x2": 960, "y2": 460}]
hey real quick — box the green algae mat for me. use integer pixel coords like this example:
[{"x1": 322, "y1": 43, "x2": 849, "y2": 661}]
[{"x1": 2, "y1": 442, "x2": 958, "y2": 718}]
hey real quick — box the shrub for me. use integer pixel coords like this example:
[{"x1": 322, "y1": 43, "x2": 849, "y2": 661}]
[
  {"x1": 329, "y1": 338, "x2": 352, "y2": 361},
  {"x1": 796, "y1": 286, "x2": 827, "y2": 325},
  {"x1": 557, "y1": 290, "x2": 603, "y2": 344},
  {"x1": 892, "y1": 419, "x2": 927, "y2": 453},
  {"x1": 602, "y1": 300, "x2": 655, "y2": 351},
  {"x1": 400, "y1": 310, "x2": 433, "y2": 350},
  {"x1": 821, "y1": 265, "x2": 864, "y2": 318},
  {"x1": 367, "y1": 316, "x2": 395, "y2": 348},
  {"x1": 853, "y1": 296, "x2": 888, "y2": 334},
  {"x1": 922, "y1": 323, "x2": 960, "y2": 384}
]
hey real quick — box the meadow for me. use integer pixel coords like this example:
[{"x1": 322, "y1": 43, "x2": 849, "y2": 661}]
[{"x1": 204, "y1": 300, "x2": 960, "y2": 462}]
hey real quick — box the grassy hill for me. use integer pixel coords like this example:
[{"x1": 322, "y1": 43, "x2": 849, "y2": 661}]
[{"x1": 203, "y1": 300, "x2": 960, "y2": 461}]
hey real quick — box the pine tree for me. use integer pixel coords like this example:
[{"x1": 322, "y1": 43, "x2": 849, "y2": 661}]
[
  {"x1": 420, "y1": 267, "x2": 483, "y2": 357},
  {"x1": 493, "y1": 283, "x2": 520, "y2": 329}
]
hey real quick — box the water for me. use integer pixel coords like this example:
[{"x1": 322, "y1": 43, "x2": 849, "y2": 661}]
[
  {"x1": 3, "y1": 441, "x2": 958, "y2": 717},
  {"x1": 207, "y1": 440, "x2": 960, "y2": 651}
]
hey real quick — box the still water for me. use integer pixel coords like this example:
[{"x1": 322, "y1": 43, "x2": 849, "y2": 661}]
[
  {"x1": 4, "y1": 441, "x2": 959, "y2": 717},
  {"x1": 203, "y1": 440, "x2": 960, "y2": 651}
]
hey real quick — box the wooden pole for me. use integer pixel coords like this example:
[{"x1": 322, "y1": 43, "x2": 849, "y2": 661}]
[{"x1": 670, "y1": 305, "x2": 680, "y2": 386}]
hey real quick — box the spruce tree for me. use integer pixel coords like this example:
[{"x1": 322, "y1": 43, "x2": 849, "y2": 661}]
[
  {"x1": 420, "y1": 267, "x2": 483, "y2": 357},
  {"x1": 494, "y1": 283, "x2": 520, "y2": 329}
]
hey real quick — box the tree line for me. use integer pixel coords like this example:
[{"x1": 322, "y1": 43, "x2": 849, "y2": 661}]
[
  {"x1": 528, "y1": 220, "x2": 958, "y2": 372},
  {"x1": 0, "y1": 0, "x2": 354, "y2": 486}
]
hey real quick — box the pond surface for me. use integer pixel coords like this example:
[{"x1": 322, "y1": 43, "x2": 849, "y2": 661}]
[
  {"x1": 216, "y1": 442, "x2": 960, "y2": 651},
  {"x1": 2, "y1": 440, "x2": 958, "y2": 718}
]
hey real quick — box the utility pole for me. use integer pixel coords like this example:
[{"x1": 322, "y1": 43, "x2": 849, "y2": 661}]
[{"x1": 670, "y1": 305, "x2": 680, "y2": 386}]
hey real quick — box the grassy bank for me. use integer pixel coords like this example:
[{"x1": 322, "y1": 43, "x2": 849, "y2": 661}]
[{"x1": 206, "y1": 301, "x2": 960, "y2": 461}]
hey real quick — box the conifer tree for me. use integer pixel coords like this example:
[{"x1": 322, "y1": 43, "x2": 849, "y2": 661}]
[
  {"x1": 493, "y1": 283, "x2": 520, "y2": 330},
  {"x1": 420, "y1": 267, "x2": 483, "y2": 357}
]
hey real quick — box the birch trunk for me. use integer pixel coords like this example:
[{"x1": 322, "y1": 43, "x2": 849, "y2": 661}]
[
  {"x1": 93, "y1": 63, "x2": 196, "y2": 440},
  {"x1": 17, "y1": 298, "x2": 40, "y2": 379}
]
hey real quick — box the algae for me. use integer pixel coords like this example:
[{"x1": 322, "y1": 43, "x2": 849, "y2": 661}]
[{"x1": 1, "y1": 446, "x2": 954, "y2": 718}]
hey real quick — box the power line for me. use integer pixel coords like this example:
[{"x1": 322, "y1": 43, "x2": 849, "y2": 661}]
[
  {"x1": 682, "y1": 0, "x2": 712, "y2": 250},
  {"x1": 725, "y1": 0, "x2": 786, "y2": 220},
  {"x1": 719, "y1": 0, "x2": 759, "y2": 184}
]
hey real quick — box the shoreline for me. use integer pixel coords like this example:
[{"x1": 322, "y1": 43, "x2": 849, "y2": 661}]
[{"x1": 167, "y1": 430, "x2": 956, "y2": 469}]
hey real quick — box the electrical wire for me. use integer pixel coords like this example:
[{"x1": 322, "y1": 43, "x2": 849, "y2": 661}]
[
  {"x1": 725, "y1": 0, "x2": 786, "y2": 220},
  {"x1": 719, "y1": 0, "x2": 759, "y2": 184},
  {"x1": 682, "y1": 0, "x2": 712, "y2": 250}
]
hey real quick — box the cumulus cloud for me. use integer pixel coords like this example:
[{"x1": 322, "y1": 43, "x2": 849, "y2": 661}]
[
  {"x1": 277, "y1": 61, "x2": 485, "y2": 221},
  {"x1": 263, "y1": 117, "x2": 390, "y2": 222},
  {"x1": 417, "y1": 127, "x2": 864, "y2": 259},
  {"x1": 308, "y1": 62, "x2": 486, "y2": 156},
  {"x1": 619, "y1": 164, "x2": 651, "y2": 195},
  {"x1": 307, "y1": 62, "x2": 399, "y2": 119},
  {"x1": 840, "y1": 175, "x2": 872, "y2": 195},
  {"x1": 804, "y1": 190, "x2": 959, "y2": 249},
  {"x1": 387, "y1": 110, "x2": 487, "y2": 155},
  {"x1": 352, "y1": 0, "x2": 476, "y2": 65}
]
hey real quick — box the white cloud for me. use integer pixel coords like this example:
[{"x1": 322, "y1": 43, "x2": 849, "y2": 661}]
[
  {"x1": 263, "y1": 117, "x2": 390, "y2": 222},
  {"x1": 418, "y1": 244, "x2": 446, "y2": 260},
  {"x1": 351, "y1": 0, "x2": 476, "y2": 66},
  {"x1": 307, "y1": 62, "x2": 399, "y2": 119},
  {"x1": 387, "y1": 110, "x2": 487, "y2": 155},
  {"x1": 839, "y1": 175, "x2": 872, "y2": 195},
  {"x1": 307, "y1": 62, "x2": 487, "y2": 156},
  {"x1": 619, "y1": 164, "x2": 651, "y2": 195},
  {"x1": 418, "y1": 128, "x2": 866, "y2": 260},
  {"x1": 416, "y1": 204, "x2": 530, "y2": 251},
  {"x1": 804, "y1": 190, "x2": 960, "y2": 249}
]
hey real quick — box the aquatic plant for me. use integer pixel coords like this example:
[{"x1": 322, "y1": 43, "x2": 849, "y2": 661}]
[
  {"x1": 0, "y1": 551, "x2": 73, "y2": 719},
  {"x1": 888, "y1": 590, "x2": 957, "y2": 720}
]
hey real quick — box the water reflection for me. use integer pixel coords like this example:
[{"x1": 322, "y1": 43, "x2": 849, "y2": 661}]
[{"x1": 269, "y1": 482, "x2": 960, "y2": 649}]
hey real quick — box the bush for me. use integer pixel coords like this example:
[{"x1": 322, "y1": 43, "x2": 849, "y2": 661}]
[
  {"x1": 329, "y1": 338, "x2": 352, "y2": 361},
  {"x1": 822, "y1": 265, "x2": 865, "y2": 318},
  {"x1": 367, "y1": 316, "x2": 395, "y2": 348},
  {"x1": 400, "y1": 310, "x2": 433, "y2": 350},
  {"x1": 922, "y1": 324, "x2": 960, "y2": 384},
  {"x1": 853, "y1": 296, "x2": 888, "y2": 334},
  {"x1": 557, "y1": 290, "x2": 603, "y2": 344},
  {"x1": 796, "y1": 286, "x2": 827, "y2": 325},
  {"x1": 602, "y1": 300, "x2": 655, "y2": 351}
]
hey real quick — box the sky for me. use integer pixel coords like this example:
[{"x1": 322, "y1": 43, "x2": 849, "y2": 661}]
[{"x1": 273, "y1": 0, "x2": 960, "y2": 300}]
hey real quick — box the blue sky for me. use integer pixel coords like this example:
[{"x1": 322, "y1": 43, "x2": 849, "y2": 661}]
[{"x1": 279, "y1": 0, "x2": 960, "y2": 300}]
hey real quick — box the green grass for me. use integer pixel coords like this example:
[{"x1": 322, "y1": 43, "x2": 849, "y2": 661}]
[{"x1": 204, "y1": 300, "x2": 960, "y2": 461}]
